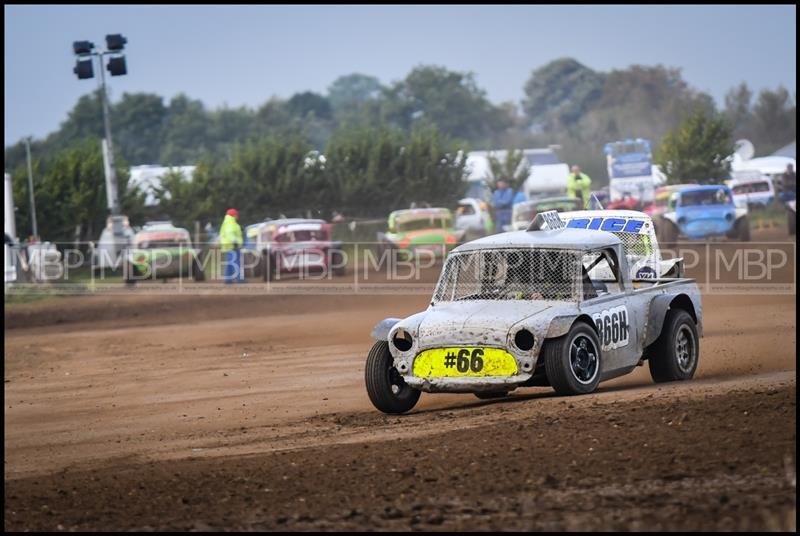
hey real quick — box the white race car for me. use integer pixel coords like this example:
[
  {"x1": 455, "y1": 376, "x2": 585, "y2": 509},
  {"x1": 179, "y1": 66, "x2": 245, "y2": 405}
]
[
  {"x1": 559, "y1": 209, "x2": 684, "y2": 280},
  {"x1": 455, "y1": 198, "x2": 494, "y2": 240},
  {"x1": 365, "y1": 211, "x2": 703, "y2": 414}
]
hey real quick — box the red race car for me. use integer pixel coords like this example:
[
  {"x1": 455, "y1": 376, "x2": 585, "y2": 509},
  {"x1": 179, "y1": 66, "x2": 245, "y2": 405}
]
[{"x1": 249, "y1": 219, "x2": 346, "y2": 281}]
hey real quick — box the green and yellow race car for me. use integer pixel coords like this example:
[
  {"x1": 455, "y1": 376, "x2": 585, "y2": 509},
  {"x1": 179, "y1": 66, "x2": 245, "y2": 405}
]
[
  {"x1": 125, "y1": 222, "x2": 205, "y2": 283},
  {"x1": 377, "y1": 208, "x2": 465, "y2": 259}
]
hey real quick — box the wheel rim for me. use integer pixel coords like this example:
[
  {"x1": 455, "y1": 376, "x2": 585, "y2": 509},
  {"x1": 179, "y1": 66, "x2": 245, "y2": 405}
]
[
  {"x1": 675, "y1": 324, "x2": 696, "y2": 373},
  {"x1": 569, "y1": 335, "x2": 599, "y2": 384},
  {"x1": 387, "y1": 366, "x2": 408, "y2": 397}
]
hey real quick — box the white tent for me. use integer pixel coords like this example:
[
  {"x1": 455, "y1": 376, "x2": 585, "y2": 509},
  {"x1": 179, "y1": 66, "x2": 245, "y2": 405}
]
[{"x1": 772, "y1": 141, "x2": 796, "y2": 160}]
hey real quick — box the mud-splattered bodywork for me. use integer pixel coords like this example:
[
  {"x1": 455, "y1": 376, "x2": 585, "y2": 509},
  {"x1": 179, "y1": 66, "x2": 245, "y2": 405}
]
[{"x1": 372, "y1": 227, "x2": 703, "y2": 393}]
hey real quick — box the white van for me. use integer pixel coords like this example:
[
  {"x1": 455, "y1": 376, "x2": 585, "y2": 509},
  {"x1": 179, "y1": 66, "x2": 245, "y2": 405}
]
[{"x1": 729, "y1": 175, "x2": 775, "y2": 209}]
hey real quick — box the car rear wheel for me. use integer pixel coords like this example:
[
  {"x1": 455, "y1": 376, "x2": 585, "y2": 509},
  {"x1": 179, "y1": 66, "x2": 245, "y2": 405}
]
[
  {"x1": 543, "y1": 322, "x2": 602, "y2": 396},
  {"x1": 647, "y1": 309, "x2": 699, "y2": 383},
  {"x1": 735, "y1": 216, "x2": 751, "y2": 242},
  {"x1": 365, "y1": 341, "x2": 420, "y2": 414}
]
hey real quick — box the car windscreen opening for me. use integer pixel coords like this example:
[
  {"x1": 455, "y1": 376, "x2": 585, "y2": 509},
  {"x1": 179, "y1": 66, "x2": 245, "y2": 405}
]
[{"x1": 433, "y1": 248, "x2": 581, "y2": 303}]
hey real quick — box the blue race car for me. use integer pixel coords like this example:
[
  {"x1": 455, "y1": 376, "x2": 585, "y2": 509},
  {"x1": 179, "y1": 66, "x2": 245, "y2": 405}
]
[{"x1": 658, "y1": 185, "x2": 750, "y2": 243}]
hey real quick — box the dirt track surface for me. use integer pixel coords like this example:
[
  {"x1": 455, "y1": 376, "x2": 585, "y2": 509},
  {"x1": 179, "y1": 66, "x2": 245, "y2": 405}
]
[{"x1": 4, "y1": 234, "x2": 797, "y2": 531}]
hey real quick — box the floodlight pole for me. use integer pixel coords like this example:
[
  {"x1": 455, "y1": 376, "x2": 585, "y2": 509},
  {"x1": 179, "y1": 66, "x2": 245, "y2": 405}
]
[
  {"x1": 95, "y1": 49, "x2": 120, "y2": 216},
  {"x1": 74, "y1": 37, "x2": 128, "y2": 264},
  {"x1": 24, "y1": 136, "x2": 38, "y2": 239}
]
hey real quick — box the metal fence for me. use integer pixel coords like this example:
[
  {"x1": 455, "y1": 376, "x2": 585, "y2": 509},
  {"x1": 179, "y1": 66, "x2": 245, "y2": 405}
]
[{"x1": 433, "y1": 248, "x2": 581, "y2": 303}]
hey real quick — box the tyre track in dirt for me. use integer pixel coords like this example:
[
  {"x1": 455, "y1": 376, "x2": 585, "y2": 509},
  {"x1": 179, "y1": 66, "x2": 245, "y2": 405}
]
[
  {"x1": 4, "y1": 293, "x2": 795, "y2": 479},
  {"x1": 4, "y1": 379, "x2": 795, "y2": 531}
]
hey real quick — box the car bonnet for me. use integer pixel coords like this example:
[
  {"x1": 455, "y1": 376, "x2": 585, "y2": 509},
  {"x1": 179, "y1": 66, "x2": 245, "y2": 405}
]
[{"x1": 416, "y1": 300, "x2": 561, "y2": 348}]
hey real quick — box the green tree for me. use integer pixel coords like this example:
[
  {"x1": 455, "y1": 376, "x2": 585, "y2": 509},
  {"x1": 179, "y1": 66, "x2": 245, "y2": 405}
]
[
  {"x1": 287, "y1": 91, "x2": 332, "y2": 120},
  {"x1": 159, "y1": 94, "x2": 212, "y2": 164},
  {"x1": 9, "y1": 139, "x2": 143, "y2": 243},
  {"x1": 749, "y1": 87, "x2": 796, "y2": 155},
  {"x1": 381, "y1": 65, "x2": 512, "y2": 145},
  {"x1": 655, "y1": 106, "x2": 735, "y2": 184},
  {"x1": 487, "y1": 149, "x2": 530, "y2": 190},
  {"x1": 153, "y1": 134, "x2": 316, "y2": 226},
  {"x1": 171, "y1": 124, "x2": 459, "y2": 223},
  {"x1": 208, "y1": 105, "x2": 257, "y2": 157},
  {"x1": 522, "y1": 58, "x2": 605, "y2": 129},
  {"x1": 574, "y1": 65, "x2": 713, "y2": 153},
  {"x1": 724, "y1": 82, "x2": 753, "y2": 139},
  {"x1": 47, "y1": 90, "x2": 106, "y2": 151},
  {"x1": 322, "y1": 124, "x2": 466, "y2": 217},
  {"x1": 253, "y1": 97, "x2": 294, "y2": 137},
  {"x1": 327, "y1": 73, "x2": 383, "y2": 112},
  {"x1": 113, "y1": 92, "x2": 169, "y2": 164}
]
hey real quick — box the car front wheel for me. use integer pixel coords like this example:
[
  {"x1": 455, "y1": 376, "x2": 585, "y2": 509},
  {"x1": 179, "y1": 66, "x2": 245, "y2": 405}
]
[
  {"x1": 542, "y1": 322, "x2": 602, "y2": 396},
  {"x1": 364, "y1": 341, "x2": 420, "y2": 414}
]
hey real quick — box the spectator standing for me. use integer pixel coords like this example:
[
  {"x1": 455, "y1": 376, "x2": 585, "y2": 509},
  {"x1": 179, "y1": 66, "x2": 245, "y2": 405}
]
[
  {"x1": 781, "y1": 163, "x2": 796, "y2": 201},
  {"x1": 566, "y1": 165, "x2": 593, "y2": 209},
  {"x1": 219, "y1": 208, "x2": 243, "y2": 284},
  {"x1": 491, "y1": 178, "x2": 515, "y2": 232}
]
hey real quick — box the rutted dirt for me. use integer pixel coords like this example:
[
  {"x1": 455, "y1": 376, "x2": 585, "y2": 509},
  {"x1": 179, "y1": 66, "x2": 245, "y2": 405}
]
[{"x1": 3, "y1": 233, "x2": 796, "y2": 531}]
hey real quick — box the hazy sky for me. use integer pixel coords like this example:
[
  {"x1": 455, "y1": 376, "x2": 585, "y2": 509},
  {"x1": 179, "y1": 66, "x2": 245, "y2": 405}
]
[{"x1": 4, "y1": 4, "x2": 797, "y2": 145}]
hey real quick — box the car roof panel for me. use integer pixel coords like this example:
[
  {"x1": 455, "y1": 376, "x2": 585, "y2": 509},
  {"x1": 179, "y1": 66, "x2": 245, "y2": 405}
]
[{"x1": 453, "y1": 228, "x2": 621, "y2": 253}]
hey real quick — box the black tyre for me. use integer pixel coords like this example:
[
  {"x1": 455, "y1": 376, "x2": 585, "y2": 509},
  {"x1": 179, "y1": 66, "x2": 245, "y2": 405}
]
[
  {"x1": 474, "y1": 391, "x2": 509, "y2": 400},
  {"x1": 660, "y1": 220, "x2": 678, "y2": 246},
  {"x1": 251, "y1": 251, "x2": 264, "y2": 279},
  {"x1": 364, "y1": 341, "x2": 420, "y2": 414},
  {"x1": 192, "y1": 258, "x2": 205, "y2": 282},
  {"x1": 788, "y1": 211, "x2": 795, "y2": 236},
  {"x1": 330, "y1": 250, "x2": 347, "y2": 277},
  {"x1": 735, "y1": 216, "x2": 751, "y2": 242},
  {"x1": 647, "y1": 309, "x2": 699, "y2": 383},
  {"x1": 124, "y1": 263, "x2": 138, "y2": 287},
  {"x1": 262, "y1": 252, "x2": 275, "y2": 282},
  {"x1": 543, "y1": 322, "x2": 602, "y2": 396}
]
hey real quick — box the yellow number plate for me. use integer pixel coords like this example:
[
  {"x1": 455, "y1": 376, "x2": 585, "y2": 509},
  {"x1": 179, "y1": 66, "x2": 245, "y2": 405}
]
[{"x1": 412, "y1": 347, "x2": 519, "y2": 378}]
